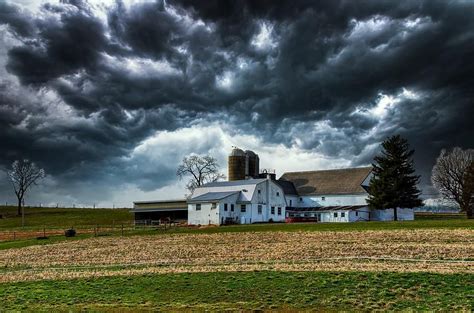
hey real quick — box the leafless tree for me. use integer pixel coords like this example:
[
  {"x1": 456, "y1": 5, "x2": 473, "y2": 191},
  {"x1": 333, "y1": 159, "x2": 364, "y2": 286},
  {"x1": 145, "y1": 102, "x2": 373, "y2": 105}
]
[
  {"x1": 7, "y1": 159, "x2": 45, "y2": 224},
  {"x1": 431, "y1": 148, "x2": 474, "y2": 218},
  {"x1": 176, "y1": 155, "x2": 225, "y2": 194}
]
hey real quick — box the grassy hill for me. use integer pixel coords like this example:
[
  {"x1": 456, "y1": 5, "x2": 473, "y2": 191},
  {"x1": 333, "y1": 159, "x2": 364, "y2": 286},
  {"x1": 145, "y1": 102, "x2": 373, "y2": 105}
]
[{"x1": 0, "y1": 206, "x2": 133, "y2": 229}]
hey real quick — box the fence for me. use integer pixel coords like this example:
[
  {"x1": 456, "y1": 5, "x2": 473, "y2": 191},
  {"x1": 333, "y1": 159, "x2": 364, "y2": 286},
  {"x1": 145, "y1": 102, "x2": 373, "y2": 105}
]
[{"x1": 0, "y1": 222, "x2": 183, "y2": 243}]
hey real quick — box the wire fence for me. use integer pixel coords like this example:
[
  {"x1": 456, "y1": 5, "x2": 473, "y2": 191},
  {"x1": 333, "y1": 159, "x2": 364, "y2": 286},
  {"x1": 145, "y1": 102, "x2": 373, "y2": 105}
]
[
  {"x1": 0, "y1": 221, "x2": 185, "y2": 242},
  {"x1": 1, "y1": 202, "x2": 132, "y2": 209}
]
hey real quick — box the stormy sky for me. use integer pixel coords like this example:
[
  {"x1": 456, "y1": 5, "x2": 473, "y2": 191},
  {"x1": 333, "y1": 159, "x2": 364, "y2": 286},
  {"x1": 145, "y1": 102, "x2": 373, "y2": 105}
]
[{"x1": 0, "y1": 0, "x2": 473, "y2": 207}]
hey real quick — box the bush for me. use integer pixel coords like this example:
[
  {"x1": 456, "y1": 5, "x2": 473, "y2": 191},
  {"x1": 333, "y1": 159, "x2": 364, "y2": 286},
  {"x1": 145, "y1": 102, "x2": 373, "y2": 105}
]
[{"x1": 65, "y1": 229, "x2": 76, "y2": 237}]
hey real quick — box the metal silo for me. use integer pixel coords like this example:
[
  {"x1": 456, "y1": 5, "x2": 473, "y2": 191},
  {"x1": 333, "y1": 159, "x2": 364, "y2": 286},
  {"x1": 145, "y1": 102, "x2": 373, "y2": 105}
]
[
  {"x1": 245, "y1": 150, "x2": 260, "y2": 179},
  {"x1": 228, "y1": 147, "x2": 246, "y2": 181}
]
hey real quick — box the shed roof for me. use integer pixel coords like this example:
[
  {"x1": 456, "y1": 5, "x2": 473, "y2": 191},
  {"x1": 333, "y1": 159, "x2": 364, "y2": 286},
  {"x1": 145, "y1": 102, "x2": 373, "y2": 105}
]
[
  {"x1": 286, "y1": 205, "x2": 367, "y2": 212},
  {"x1": 280, "y1": 167, "x2": 372, "y2": 196},
  {"x1": 188, "y1": 191, "x2": 239, "y2": 203},
  {"x1": 132, "y1": 199, "x2": 187, "y2": 212}
]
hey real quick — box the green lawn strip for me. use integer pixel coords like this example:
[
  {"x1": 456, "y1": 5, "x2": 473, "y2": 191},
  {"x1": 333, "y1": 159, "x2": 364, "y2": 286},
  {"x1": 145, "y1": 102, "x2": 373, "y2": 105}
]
[
  {"x1": 0, "y1": 271, "x2": 472, "y2": 311},
  {"x1": 0, "y1": 206, "x2": 133, "y2": 230}
]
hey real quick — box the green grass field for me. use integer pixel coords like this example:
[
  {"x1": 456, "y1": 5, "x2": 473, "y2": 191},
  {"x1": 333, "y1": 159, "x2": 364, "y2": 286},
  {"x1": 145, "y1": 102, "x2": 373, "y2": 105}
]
[
  {"x1": 0, "y1": 206, "x2": 133, "y2": 229},
  {"x1": 1, "y1": 271, "x2": 472, "y2": 311},
  {"x1": 0, "y1": 207, "x2": 472, "y2": 312}
]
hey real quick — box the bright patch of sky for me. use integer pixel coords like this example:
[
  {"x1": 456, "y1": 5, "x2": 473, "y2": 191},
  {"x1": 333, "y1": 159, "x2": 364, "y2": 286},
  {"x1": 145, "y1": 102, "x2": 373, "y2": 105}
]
[
  {"x1": 103, "y1": 53, "x2": 181, "y2": 77},
  {"x1": 216, "y1": 71, "x2": 234, "y2": 90},
  {"x1": 251, "y1": 21, "x2": 277, "y2": 51},
  {"x1": 347, "y1": 15, "x2": 391, "y2": 41}
]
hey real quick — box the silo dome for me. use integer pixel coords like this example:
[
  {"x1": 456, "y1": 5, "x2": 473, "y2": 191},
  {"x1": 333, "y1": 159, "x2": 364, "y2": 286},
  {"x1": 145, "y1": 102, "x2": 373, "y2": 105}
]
[{"x1": 230, "y1": 147, "x2": 246, "y2": 156}]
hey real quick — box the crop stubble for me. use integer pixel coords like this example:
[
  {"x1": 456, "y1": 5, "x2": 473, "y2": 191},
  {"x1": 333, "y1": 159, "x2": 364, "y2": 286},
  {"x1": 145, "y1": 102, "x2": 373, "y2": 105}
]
[{"x1": 0, "y1": 229, "x2": 472, "y2": 282}]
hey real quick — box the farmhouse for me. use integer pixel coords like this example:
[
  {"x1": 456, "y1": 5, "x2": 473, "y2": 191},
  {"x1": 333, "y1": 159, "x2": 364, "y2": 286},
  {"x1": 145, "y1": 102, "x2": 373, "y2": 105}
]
[
  {"x1": 188, "y1": 177, "x2": 287, "y2": 225},
  {"x1": 132, "y1": 147, "x2": 415, "y2": 225}
]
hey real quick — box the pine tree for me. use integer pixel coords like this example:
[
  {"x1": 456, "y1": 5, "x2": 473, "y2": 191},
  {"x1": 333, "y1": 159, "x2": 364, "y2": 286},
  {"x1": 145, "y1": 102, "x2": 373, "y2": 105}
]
[
  {"x1": 367, "y1": 135, "x2": 423, "y2": 220},
  {"x1": 462, "y1": 161, "x2": 474, "y2": 219}
]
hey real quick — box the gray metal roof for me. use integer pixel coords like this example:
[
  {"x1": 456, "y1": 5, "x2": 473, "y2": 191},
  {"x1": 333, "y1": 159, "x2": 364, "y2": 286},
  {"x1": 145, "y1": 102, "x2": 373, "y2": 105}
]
[
  {"x1": 202, "y1": 178, "x2": 266, "y2": 188},
  {"x1": 133, "y1": 199, "x2": 187, "y2": 205},
  {"x1": 188, "y1": 191, "x2": 240, "y2": 203}
]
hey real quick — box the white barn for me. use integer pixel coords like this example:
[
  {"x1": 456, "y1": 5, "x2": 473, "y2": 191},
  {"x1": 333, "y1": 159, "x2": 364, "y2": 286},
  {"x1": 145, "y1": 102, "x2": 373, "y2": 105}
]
[
  {"x1": 188, "y1": 177, "x2": 287, "y2": 225},
  {"x1": 280, "y1": 167, "x2": 414, "y2": 222}
]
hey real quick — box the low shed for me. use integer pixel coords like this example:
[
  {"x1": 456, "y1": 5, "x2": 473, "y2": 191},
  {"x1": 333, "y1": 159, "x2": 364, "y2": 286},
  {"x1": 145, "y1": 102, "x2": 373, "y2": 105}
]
[
  {"x1": 286, "y1": 205, "x2": 370, "y2": 223},
  {"x1": 132, "y1": 199, "x2": 187, "y2": 224}
]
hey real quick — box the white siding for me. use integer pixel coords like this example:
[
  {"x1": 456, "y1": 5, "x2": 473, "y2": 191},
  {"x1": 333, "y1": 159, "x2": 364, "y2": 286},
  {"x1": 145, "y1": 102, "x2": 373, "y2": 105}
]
[
  {"x1": 264, "y1": 180, "x2": 286, "y2": 222},
  {"x1": 217, "y1": 193, "x2": 241, "y2": 225},
  {"x1": 348, "y1": 208, "x2": 370, "y2": 222},
  {"x1": 285, "y1": 195, "x2": 298, "y2": 208},
  {"x1": 297, "y1": 194, "x2": 368, "y2": 207},
  {"x1": 319, "y1": 210, "x2": 350, "y2": 222},
  {"x1": 188, "y1": 202, "x2": 220, "y2": 225},
  {"x1": 370, "y1": 208, "x2": 414, "y2": 221}
]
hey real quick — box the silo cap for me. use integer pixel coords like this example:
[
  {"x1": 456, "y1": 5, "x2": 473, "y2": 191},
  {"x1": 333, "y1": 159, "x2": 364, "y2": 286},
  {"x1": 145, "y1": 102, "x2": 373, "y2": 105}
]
[
  {"x1": 245, "y1": 150, "x2": 257, "y2": 156},
  {"x1": 230, "y1": 147, "x2": 246, "y2": 156}
]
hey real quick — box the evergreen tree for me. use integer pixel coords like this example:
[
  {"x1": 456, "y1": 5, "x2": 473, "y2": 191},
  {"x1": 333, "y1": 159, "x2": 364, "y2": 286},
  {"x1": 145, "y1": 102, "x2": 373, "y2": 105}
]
[
  {"x1": 462, "y1": 161, "x2": 474, "y2": 219},
  {"x1": 368, "y1": 135, "x2": 423, "y2": 220}
]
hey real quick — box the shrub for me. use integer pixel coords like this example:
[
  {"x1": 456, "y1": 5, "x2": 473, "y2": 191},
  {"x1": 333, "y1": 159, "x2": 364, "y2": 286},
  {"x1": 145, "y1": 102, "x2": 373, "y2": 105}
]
[{"x1": 65, "y1": 229, "x2": 76, "y2": 237}]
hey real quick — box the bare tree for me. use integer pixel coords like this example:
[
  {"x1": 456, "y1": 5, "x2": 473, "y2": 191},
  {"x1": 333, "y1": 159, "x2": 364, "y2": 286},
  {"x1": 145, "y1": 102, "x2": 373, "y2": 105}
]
[
  {"x1": 176, "y1": 155, "x2": 225, "y2": 194},
  {"x1": 7, "y1": 159, "x2": 45, "y2": 224},
  {"x1": 431, "y1": 148, "x2": 474, "y2": 218}
]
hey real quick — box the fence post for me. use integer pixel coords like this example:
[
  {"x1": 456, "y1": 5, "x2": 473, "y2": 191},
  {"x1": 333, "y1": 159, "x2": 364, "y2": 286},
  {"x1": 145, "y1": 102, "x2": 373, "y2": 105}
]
[
  {"x1": 43, "y1": 226, "x2": 46, "y2": 238},
  {"x1": 13, "y1": 231, "x2": 15, "y2": 240},
  {"x1": 121, "y1": 224, "x2": 124, "y2": 237}
]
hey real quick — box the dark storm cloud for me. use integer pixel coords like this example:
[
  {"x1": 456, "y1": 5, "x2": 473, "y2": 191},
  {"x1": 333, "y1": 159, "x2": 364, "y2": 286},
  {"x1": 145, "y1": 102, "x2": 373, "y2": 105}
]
[
  {"x1": 0, "y1": 2, "x2": 35, "y2": 37},
  {"x1": 7, "y1": 10, "x2": 107, "y2": 85},
  {"x1": 0, "y1": 0, "x2": 473, "y2": 202}
]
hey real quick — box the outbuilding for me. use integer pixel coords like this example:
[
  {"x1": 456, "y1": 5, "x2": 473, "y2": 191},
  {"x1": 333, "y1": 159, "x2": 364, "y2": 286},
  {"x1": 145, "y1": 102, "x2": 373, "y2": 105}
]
[{"x1": 132, "y1": 199, "x2": 187, "y2": 224}]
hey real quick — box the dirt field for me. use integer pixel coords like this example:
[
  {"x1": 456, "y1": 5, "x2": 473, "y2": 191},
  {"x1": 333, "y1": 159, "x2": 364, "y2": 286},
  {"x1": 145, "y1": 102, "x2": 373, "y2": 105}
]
[{"x1": 1, "y1": 229, "x2": 472, "y2": 283}]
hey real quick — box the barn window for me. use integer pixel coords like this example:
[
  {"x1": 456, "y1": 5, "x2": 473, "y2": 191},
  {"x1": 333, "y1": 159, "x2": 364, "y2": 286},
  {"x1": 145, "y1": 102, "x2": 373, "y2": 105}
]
[
  {"x1": 341, "y1": 212, "x2": 345, "y2": 218},
  {"x1": 271, "y1": 207, "x2": 275, "y2": 214},
  {"x1": 224, "y1": 203, "x2": 228, "y2": 211},
  {"x1": 333, "y1": 212, "x2": 337, "y2": 218},
  {"x1": 231, "y1": 204, "x2": 234, "y2": 212},
  {"x1": 196, "y1": 204, "x2": 201, "y2": 211},
  {"x1": 258, "y1": 189, "x2": 261, "y2": 194},
  {"x1": 299, "y1": 197, "x2": 303, "y2": 201},
  {"x1": 258, "y1": 205, "x2": 262, "y2": 214},
  {"x1": 289, "y1": 200, "x2": 292, "y2": 206},
  {"x1": 356, "y1": 211, "x2": 359, "y2": 216},
  {"x1": 276, "y1": 191, "x2": 280, "y2": 196},
  {"x1": 277, "y1": 207, "x2": 282, "y2": 215},
  {"x1": 211, "y1": 203, "x2": 217, "y2": 209},
  {"x1": 241, "y1": 205, "x2": 246, "y2": 213},
  {"x1": 322, "y1": 196, "x2": 325, "y2": 201}
]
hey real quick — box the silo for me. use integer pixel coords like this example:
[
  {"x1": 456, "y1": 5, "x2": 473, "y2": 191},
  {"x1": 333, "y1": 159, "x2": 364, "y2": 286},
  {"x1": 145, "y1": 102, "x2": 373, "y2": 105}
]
[
  {"x1": 245, "y1": 150, "x2": 260, "y2": 178},
  {"x1": 228, "y1": 148, "x2": 246, "y2": 181}
]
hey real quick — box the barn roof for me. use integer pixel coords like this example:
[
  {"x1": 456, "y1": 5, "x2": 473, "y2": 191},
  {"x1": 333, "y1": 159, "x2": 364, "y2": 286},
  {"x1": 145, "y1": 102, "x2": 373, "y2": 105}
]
[
  {"x1": 279, "y1": 167, "x2": 372, "y2": 196},
  {"x1": 275, "y1": 180, "x2": 298, "y2": 195},
  {"x1": 202, "y1": 178, "x2": 266, "y2": 187},
  {"x1": 188, "y1": 191, "x2": 239, "y2": 203}
]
